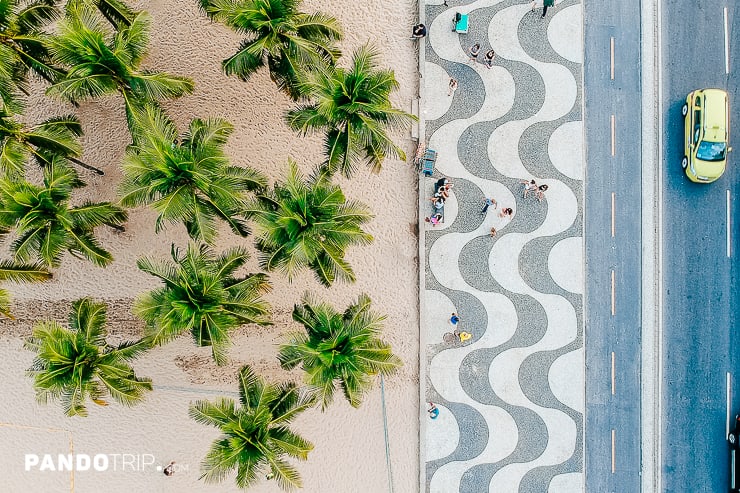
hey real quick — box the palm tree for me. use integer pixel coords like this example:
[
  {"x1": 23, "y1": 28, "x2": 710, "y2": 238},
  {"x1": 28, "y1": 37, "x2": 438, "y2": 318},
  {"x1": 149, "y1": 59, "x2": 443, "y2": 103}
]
[
  {"x1": 135, "y1": 242, "x2": 271, "y2": 365},
  {"x1": 0, "y1": 259, "x2": 51, "y2": 319},
  {"x1": 0, "y1": 0, "x2": 66, "y2": 111},
  {"x1": 190, "y1": 365, "x2": 315, "y2": 490},
  {"x1": 0, "y1": 108, "x2": 103, "y2": 178},
  {"x1": 66, "y1": 0, "x2": 136, "y2": 27},
  {"x1": 198, "y1": 0, "x2": 342, "y2": 100},
  {"x1": 46, "y1": 7, "x2": 193, "y2": 125},
  {"x1": 247, "y1": 160, "x2": 373, "y2": 287},
  {"x1": 120, "y1": 104, "x2": 267, "y2": 243},
  {"x1": 24, "y1": 297, "x2": 152, "y2": 417},
  {"x1": 0, "y1": 158, "x2": 127, "y2": 267},
  {"x1": 285, "y1": 43, "x2": 416, "y2": 177},
  {"x1": 278, "y1": 293, "x2": 401, "y2": 410}
]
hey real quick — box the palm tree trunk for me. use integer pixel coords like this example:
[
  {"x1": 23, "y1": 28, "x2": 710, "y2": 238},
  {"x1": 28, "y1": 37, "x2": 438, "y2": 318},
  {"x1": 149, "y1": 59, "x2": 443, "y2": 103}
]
[{"x1": 68, "y1": 157, "x2": 104, "y2": 175}]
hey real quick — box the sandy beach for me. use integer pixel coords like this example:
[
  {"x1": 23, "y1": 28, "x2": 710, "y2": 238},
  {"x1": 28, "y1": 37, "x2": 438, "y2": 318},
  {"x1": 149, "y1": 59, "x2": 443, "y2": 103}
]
[{"x1": 0, "y1": 0, "x2": 421, "y2": 491}]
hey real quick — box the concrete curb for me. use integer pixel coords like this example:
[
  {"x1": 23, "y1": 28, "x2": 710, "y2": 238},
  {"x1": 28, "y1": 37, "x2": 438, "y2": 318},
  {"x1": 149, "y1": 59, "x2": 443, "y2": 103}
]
[{"x1": 416, "y1": 1, "x2": 427, "y2": 492}]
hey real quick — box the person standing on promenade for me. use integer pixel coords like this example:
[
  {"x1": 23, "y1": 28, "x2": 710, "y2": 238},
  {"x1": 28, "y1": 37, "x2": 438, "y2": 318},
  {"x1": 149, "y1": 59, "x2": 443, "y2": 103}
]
[
  {"x1": 448, "y1": 77, "x2": 458, "y2": 96},
  {"x1": 536, "y1": 184, "x2": 549, "y2": 201},
  {"x1": 541, "y1": 0, "x2": 555, "y2": 17},
  {"x1": 483, "y1": 49, "x2": 496, "y2": 68},
  {"x1": 469, "y1": 43, "x2": 481, "y2": 63}
]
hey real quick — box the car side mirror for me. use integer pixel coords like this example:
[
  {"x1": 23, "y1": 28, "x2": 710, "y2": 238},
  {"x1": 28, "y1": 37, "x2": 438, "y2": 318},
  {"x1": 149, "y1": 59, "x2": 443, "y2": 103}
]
[{"x1": 729, "y1": 147, "x2": 733, "y2": 152}]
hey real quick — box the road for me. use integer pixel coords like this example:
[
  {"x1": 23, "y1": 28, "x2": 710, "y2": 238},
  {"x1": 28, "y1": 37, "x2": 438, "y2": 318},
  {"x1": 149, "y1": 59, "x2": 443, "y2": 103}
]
[
  {"x1": 583, "y1": 0, "x2": 644, "y2": 490},
  {"x1": 660, "y1": 1, "x2": 740, "y2": 492}
]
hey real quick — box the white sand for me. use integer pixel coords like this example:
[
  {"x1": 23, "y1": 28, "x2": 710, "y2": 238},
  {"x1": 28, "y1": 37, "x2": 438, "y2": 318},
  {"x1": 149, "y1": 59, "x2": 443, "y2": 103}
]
[{"x1": 0, "y1": 0, "x2": 420, "y2": 491}]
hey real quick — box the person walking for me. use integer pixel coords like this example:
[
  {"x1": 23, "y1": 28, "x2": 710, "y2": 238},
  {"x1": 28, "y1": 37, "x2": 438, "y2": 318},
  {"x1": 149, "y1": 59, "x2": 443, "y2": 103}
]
[
  {"x1": 536, "y1": 184, "x2": 549, "y2": 201},
  {"x1": 163, "y1": 461, "x2": 176, "y2": 476},
  {"x1": 499, "y1": 207, "x2": 513, "y2": 218},
  {"x1": 483, "y1": 49, "x2": 496, "y2": 68},
  {"x1": 541, "y1": 0, "x2": 555, "y2": 18},
  {"x1": 449, "y1": 312, "x2": 460, "y2": 327},
  {"x1": 448, "y1": 77, "x2": 458, "y2": 96},
  {"x1": 468, "y1": 43, "x2": 481, "y2": 63},
  {"x1": 481, "y1": 197, "x2": 497, "y2": 214}
]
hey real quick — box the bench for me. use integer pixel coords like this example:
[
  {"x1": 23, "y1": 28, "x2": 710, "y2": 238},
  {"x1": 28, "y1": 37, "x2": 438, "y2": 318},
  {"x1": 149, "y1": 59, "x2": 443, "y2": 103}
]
[{"x1": 421, "y1": 149, "x2": 437, "y2": 177}]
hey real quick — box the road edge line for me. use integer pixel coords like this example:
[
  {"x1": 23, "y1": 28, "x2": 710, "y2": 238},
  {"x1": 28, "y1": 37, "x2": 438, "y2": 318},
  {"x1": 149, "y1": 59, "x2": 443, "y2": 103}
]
[{"x1": 640, "y1": 0, "x2": 662, "y2": 490}]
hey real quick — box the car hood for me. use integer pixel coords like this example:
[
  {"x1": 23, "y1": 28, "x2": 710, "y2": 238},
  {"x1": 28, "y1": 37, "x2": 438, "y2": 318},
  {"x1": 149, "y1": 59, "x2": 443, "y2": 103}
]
[{"x1": 693, "y1": 157, "x2": 727, "y2": 178}]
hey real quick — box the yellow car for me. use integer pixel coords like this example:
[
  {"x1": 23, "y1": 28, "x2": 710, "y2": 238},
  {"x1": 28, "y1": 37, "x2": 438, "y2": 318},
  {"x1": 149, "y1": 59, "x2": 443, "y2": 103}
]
[{"x1": 681, "y1": 88, "x2": 731, "y2": 183}]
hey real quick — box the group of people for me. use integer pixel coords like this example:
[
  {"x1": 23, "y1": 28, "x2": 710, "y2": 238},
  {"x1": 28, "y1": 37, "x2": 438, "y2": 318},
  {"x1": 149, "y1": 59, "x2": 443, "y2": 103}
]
[
  {"x1": 520, "y1": 179, "x2": 549, "y2": 201},
  {"x1": 531, "y1": 0, "x2": 557, "y2": 18},
  {"x1": 426, "y1": 177, "x2": 454, "y2": 226},
  {"x1": 468, "y1": 43, "x2": 496, "y2": 68}
]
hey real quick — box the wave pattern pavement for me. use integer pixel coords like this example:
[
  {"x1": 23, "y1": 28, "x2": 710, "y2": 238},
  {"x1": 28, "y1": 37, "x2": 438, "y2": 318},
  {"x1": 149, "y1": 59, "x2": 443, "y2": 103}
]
[{"x1": 422, "y1": 1, "x2": 584, "y2": 491}]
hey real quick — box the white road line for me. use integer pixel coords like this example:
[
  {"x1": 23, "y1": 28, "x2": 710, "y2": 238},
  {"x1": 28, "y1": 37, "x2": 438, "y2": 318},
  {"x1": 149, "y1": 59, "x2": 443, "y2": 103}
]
[
  {"x1": 611, "y1": 114, "x2": 616, "y2": 156},
  {"x1": 725, "y1": 7, "x2": 730, "y2": 74},
  {"x1": 728, "y1": 372, "x2": 732, "y2": 438},
  {"x1": 728, "y1": 190, "x2": 732, "y2": 257},
  {"x1": 611, "y1": 270, "x2": 616, "y2": 316},
  {"x1": 611, "y1": 352, "x2": 616, "y2": 395},
  {"x1": 611, "y1": 192, "x2": 616, "y2": 237},
  {"x1": 654, "y1": 0, "x2": 665, "y2": 488},
  {"x1": 610, "y1": 37, "x2": 615, "y2": 80},
  {"x1": 611, "y1": 429, "x2": 616, "y2": 473}
]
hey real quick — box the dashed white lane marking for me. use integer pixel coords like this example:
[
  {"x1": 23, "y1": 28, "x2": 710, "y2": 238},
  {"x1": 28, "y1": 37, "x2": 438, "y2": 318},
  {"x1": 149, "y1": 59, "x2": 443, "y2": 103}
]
[{"x1": 724, "y1": 7, "x2": 730, "y2": 74}]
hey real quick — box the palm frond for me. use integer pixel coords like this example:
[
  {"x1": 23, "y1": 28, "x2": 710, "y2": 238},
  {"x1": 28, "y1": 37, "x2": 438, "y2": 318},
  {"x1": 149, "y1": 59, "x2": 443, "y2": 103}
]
[
  {"x1": 0, "y1": 259, "x2": 52, "y2": 283},
  {"x1": 24, "y1": 298, "x2": 151, "y2": 416}
]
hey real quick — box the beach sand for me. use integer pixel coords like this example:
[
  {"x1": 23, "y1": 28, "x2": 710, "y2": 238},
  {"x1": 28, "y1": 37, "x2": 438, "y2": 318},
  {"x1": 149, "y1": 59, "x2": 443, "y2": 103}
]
[{"x1": 0, "y1": 0, "x2": 420, "y2": 491}]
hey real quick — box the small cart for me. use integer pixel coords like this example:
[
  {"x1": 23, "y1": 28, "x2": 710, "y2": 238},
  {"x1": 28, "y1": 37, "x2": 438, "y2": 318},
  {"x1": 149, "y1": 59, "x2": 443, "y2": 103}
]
[{"x1": 452, "y1": 12, "x2": 469, "y2": 34}]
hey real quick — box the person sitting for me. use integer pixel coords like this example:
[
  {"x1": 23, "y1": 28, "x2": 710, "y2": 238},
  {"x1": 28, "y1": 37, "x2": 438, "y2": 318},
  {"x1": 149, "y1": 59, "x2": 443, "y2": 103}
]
[
  {"x1": 411, "y1": 23, "x2": 427, "y2": 39},
  {"x1": 430, "y1": 195, "x2": 445, "y2": 207},
  {"x1": 435, "y1": 177, "x2": 450, "y2": 192},
  {"x1": 428, "y1": 402, "x2": 439, "y2": 419},
  {"x1": 425, "y1": 213, "x2": 443, "y2": 226}
]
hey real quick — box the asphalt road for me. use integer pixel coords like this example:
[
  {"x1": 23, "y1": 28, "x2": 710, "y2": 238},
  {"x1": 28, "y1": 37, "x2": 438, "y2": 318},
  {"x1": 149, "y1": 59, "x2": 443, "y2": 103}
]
[
  {"x1": 660, "y1": 1, "x2": 740, "y2": 492},
  {"x1": 583, "y1": 0, "x2": 643, "y2": 490}
]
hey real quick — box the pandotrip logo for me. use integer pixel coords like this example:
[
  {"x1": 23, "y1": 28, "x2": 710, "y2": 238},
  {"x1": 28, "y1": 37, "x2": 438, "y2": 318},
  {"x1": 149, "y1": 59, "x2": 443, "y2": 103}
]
[{"x1": 24, "y1": 453, "x2": 188, "y2": 473}]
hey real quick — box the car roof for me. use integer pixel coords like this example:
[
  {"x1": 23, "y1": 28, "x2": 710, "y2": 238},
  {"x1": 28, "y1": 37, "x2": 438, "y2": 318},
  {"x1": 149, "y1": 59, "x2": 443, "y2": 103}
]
[{"x1": 700, "y1": 89, "x2": 728, "y2": 141}]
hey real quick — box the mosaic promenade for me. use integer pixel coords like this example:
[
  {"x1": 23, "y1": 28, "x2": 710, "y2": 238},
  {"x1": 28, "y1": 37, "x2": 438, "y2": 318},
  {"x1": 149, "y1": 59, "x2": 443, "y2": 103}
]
[{"x1": 420, "y1": 0, "x2": 585, "y2": 491}]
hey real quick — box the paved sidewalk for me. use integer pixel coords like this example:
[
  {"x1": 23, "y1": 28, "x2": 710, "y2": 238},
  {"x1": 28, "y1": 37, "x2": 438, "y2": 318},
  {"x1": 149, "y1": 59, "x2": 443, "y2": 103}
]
[{"x1": 420, "y1": 0, "x2": 584, "y2": 491}]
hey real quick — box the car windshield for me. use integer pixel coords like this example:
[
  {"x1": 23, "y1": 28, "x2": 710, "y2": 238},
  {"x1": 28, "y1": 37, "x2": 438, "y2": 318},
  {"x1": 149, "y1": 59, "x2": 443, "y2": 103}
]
[{"x1": 697, "y1": 140, "x2": 727, "y2": 161}]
